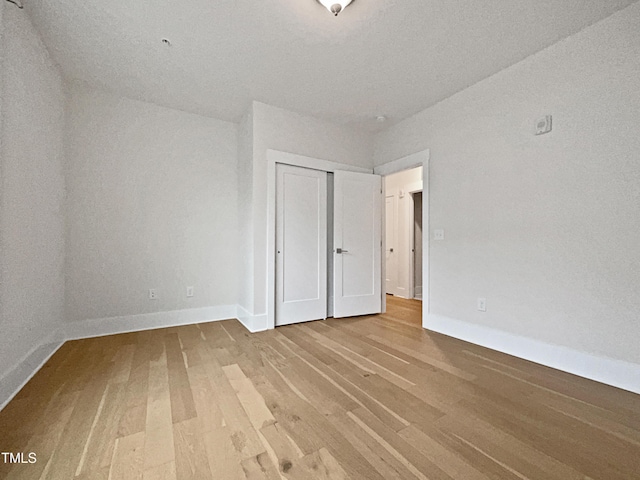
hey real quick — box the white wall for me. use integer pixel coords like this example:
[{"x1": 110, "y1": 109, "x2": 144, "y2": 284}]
[
  {"x1": 237, "y1": 108, "x2": 254, "y2": 315},
  {"x1": 65, "y1": 84, "x2": 238, "y2": 323},
  {"x1": 374, "y1": 3, "x2": 640, "y2": 366},
  {"x1": 384, "y1": 166, "x2": 422, "y2": 298},
  {"x1": 0, "y1": 4, "x2": 66, "y2": 405},
  {"x1": 248, "y1": 101, "x2": 374, "y2": 319}
]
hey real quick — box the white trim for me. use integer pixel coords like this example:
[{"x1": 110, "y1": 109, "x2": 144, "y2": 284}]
[
  {"x1": 268, "y1": 150, "x2": 372, "y2": 175},
  {"x1": 426, "y1": 313, "x2": 640, "y2": 395},
  {"x1": 381, "y1": 181, "x2": 387, "y2": 313},
  {"x1": 3, "y1": 304, "x2": 637, "y2": 412},
  {"x1": 0, "y1": 303, "x2": 265, "y2": 411},
  {"x1": 373, "y1": 150, "x2": 429, "y2": 177},
  {"x1": 61, "y1": 305, "x2": 237, "y2": 341},
  {"x1": 404, "y1": 181, "x2": 423, "y2": 195},
  {"x1": 422, "y1": 160, "x2": 429, "y2": 324},
  {"x1": 407, "y1": 188, "x2": 422, "y2": 300},
  {"x1": 0, "y1": 331, "x2": 64, "y2": 410},
  {"x1": 237, "y1": 306, "x2": 268, "y2": 333},
  {"x1": 266, "y1": 149, "x2": 374, "y2": 330}
]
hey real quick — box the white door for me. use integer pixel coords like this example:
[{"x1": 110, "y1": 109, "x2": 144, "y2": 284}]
[
  {"x1": 385, "y1": 195, "x2": 398, "y2": 295},
  {"x1": 333, "y1": 170, "x2": 382, "y2": 318},
  {"x1": 276, "y1": 164, "x2": 327, "y2": 326}
]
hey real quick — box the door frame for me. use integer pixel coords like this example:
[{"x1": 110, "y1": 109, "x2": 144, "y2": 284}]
[
  {"x1": 409, "y1": 189, "x2": 423, "y2": 300},
  {"x1": 266, "y1": 150, "x2": 372, "y2": 330},
  {"x1": 374, "y1": 150, "x2": 430, "y2": 327}
]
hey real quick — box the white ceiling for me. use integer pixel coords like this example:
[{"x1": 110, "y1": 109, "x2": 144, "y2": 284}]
[{"x1": 25, "y1": 0, "x2": 637, "y2": 131}]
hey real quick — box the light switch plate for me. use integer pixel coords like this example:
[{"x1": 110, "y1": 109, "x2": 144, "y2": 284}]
[{"x1": 477, "y1": 297, "x2": 486, "y2": 312}]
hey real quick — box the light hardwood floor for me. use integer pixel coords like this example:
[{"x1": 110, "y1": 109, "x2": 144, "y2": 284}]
[{"x1": 1, "y1": 296, "x2": 639, "y2": 479}]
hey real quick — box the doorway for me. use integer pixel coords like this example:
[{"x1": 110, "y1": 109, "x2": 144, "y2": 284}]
[{"x1": 383, "y1": 166, "x2": 423, "y2": 301}]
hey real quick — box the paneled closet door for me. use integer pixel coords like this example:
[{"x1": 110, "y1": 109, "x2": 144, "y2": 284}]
[
  {"x1": 275, "y1": 164, "x2": 327, "y2": 326},
  {"x1": 333, "y1": 170, "x2": 382, "y2": 318}
]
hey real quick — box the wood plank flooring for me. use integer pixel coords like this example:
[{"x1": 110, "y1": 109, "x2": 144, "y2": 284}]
[{"x1": 1, "y1": 296, "x2": 639, "y2": 479}]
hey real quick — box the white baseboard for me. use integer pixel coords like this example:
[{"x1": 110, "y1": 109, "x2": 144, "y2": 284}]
[
  {"x1": 9, "y1": 307, "x2": 634, "y2": 414},
  {"x1": 62, "y1": 305, "x2": 238, "y2": 341},
  {"x1": 425, "y1": 314, "x2": 640, "y2": 395},
  {"x1": 1, "y1": 304, "x2": 243, "y2": 412},
  {"x1": 0, "y1": 331, "x2": 64, "y2": 410},
  {"x1": 236, "y1": 305, "x2": 268, "y2": 333}
]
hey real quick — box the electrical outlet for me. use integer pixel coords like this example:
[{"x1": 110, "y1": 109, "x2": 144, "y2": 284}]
[
  {"x1": 477, "y1": 297, "x2": 486, "y2": 312},
  {"x1": 434, "y1": 229, "x2": 445, "y2": 240},
  {"x1": 149, "y1": 289, "x2": 158, "y2": 300},
  {"x1": 186, "y1": 286, "x2": 194, "y2": 297}
]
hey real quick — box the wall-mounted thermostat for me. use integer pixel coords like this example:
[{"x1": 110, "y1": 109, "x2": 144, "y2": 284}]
[{"x1": 535, "y1": 115, "x2": 552, "y2": 135}]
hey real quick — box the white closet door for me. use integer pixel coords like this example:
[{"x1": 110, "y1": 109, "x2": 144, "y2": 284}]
[
  {"x1": 333, "y1": 170, "x2": 382, "y2": 318},
  {"x1": 276, "y1": 164, "x2": 327, "y2": 326}
]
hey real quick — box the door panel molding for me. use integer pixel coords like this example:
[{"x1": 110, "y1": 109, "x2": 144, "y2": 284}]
[
  {"x1": 333, "y1": 170, "x2": 382, "y2": 318},
  {"x1": 275, "y1": 164, "x2": 327, "y2": 326}
]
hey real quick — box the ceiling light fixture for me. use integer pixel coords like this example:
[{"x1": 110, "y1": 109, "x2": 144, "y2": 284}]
[{"x1": 316, "y1": 0, "x2": 354, "y2": 16}]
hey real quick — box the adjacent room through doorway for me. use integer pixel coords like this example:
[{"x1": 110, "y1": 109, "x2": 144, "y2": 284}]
[{"x1": 384, "y1": 166, "x2": 423, "y2": 304}]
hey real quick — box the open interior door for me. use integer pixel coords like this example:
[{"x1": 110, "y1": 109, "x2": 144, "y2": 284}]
[
  {"x1": 333, "y1": 170, "x2": 382, "y2": 318},
  {"x1": 385, "y1": 194, "x2": 398, "y2": 295}
]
